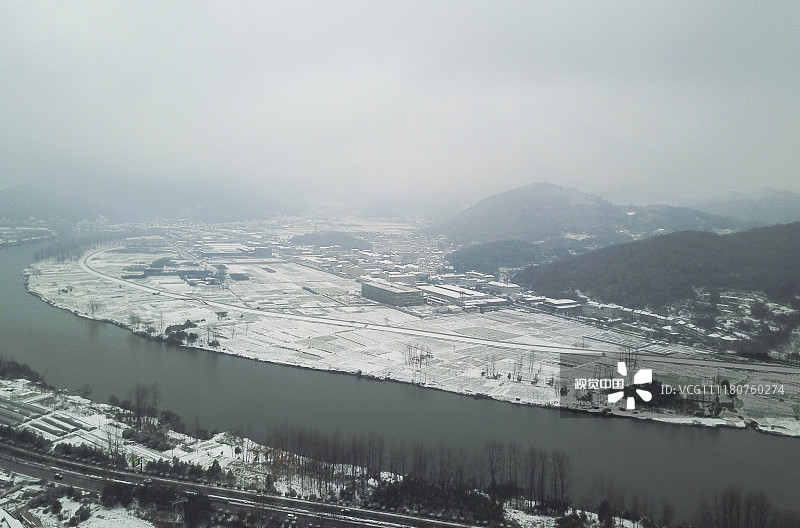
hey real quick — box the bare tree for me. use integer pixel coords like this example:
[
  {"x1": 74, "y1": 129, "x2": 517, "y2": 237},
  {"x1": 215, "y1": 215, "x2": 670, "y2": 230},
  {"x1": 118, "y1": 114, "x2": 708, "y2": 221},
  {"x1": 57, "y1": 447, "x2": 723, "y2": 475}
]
[
  {"x1": 104, "y1": 423, "x2": 122, "y2": 463},
  {"x1": 536, "y1": 450, "x2": 548, "y2": 506},
  {"x1": 507, "y1": 442, "x2": 522, "y2": 501},
  {"x1": 743, "y1": 491, "x2": 771, "y2": 528},
  {"x1": 719, "y1": 486, "x2": 742, "y2": 528},
  {"x1": 630, "y1": 491, "x2": 641, "y2": 527},
  {"x1": 149, "y1": 382, "x2": 161, "y2": 416},
  {"x1": 88, "y1": 298, "x2": 103, "y2": 315},
  {"x1": 698, "y1": 495, "x2": 713, "y2": 528},
  {"x1": 128, "y1": 313, "x2": 142, "y2": 330},
  {"x1": 661, "y1": 500, "x2": 676, "y2": 528},
  {"x1": 524, "y1": 446, "x2": 540, "y2": 510},
  {"x1": 552, "y1": 450, "x2": 570, "y2": 511},
  {"x1": 484, "y1": 441, "x2": 504, "y2": 497},
  {"x1": 133, "y1": 382, "x2": 148, "y2": 426}
]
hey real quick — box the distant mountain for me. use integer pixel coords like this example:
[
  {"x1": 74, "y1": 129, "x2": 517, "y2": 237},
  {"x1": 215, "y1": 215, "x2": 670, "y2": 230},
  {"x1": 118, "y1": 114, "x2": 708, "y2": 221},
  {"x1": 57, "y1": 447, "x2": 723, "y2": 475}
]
[
  {"x1": 689, "y1": 187, "x2": 800, "y2": 225},
  {"x1": 290, "y1": 231, "x2": 372, "y2": 251},
  {"x1": 436, "y1": 182, "x2": 744, "y2": 246},
  {"x1": 0, "y1": 178, "x2": 299, "y2": 222},
  {"x1": 515, "y1": 222, "x2": 800, "y2": 308}
]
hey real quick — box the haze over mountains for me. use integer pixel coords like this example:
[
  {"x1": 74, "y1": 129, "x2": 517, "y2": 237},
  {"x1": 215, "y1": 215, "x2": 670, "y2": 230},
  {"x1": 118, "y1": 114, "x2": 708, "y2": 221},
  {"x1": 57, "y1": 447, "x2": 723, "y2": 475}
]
[
  {"x1": 360, "y1": 193, "x2": 467, "y2": 222},
  {"x1": 4, "y1": 178, "x2": 799, "y2": 241},
  {"x1": 0, "y1": 178, "x2": 301, "y2": 223},
  {"x1": 5, "y1": 175, "x2": 800, "y2": 311},
  {"x1": 435, "y1": 182, "x2": 747, "y2": 246},
  {"x1": 687, "y1": 187, "x2": 800, "y2": 226},
  {"x1": 440, "y1": 182, "x2": 794, "y2": 275}
]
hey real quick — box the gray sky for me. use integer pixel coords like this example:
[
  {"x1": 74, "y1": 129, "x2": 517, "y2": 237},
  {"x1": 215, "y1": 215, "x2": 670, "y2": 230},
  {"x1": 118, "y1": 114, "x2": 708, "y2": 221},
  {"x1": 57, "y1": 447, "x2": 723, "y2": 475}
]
[{"x1": 1, "y1": 1, "x2": 798, "y2": 207}]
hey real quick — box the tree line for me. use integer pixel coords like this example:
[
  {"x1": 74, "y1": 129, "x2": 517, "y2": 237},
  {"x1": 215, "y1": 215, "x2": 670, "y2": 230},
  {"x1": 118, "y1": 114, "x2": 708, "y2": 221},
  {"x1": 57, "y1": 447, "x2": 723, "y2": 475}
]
[{"x1": 255, "y1": 422, "x2": 575, "y2": 517}]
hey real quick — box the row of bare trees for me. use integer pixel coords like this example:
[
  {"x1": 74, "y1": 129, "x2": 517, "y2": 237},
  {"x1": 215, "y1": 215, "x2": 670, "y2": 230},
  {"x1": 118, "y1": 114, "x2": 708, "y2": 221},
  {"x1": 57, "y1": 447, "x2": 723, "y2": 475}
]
[
  {"x1": 696, "y1": 487, "x2": 800, "y2": 528},
  {"x1": 236, "y1": 425, "x2": 800, "y2": 527},
  {"x1": 590, "y1": 480, "x2": 799, "y2": 528},
  {"x1": 254, "y1": 423, "x2": 574, "y2": 512},
  {"x1": 99, "y1": 390, "x2": 800, "y2": 527},
  {"x1": 109, "y1": 382, "x2": 162, "y2": 427}
]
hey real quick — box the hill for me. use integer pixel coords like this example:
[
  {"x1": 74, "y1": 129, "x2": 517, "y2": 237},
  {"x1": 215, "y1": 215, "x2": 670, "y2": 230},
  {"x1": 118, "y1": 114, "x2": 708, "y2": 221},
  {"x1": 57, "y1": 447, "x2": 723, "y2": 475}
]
[
  {"x1": 515, "y1": 222, "x2": 800, "y2": 308},
  {"x1": 436, "y1": 182, "x2": 744, "y2": 246},
  {"x1": 447, "y1": 240, "x2": 542, "y2": 275},
  {"x1": 689, "y1": 187, "x2": 800, "y2": 225}
]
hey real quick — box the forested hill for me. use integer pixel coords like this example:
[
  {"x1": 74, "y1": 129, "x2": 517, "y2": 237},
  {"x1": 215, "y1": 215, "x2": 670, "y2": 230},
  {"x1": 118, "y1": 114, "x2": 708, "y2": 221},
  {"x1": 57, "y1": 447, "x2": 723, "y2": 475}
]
[
  {"x1": 515, "y1": 222, "x2": 800, "y2": 308},
  {"x1": 436, "y1": 182, "x2": 744, "y2": 245},
  {"x1": 447, "y1": 240, "x2": 542, "y2": 275}
]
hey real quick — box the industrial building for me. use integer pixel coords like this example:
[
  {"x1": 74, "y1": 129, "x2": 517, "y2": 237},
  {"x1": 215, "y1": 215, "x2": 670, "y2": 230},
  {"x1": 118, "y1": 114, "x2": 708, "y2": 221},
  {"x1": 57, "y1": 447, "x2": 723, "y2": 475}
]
[
  {"x1": 484, "y1": 281, "x2": 522, "y2": 297},
  {"x1": 385, "y1": 272, "x2": 418, "y2": 284},
  {"x1": 542, "y1": 298, "x2": 582, "y2": 315},
  {"x1": 583, "y1": 302, "x2": 622, "y2": 319},
  {"x1": 418, "y1": 284, "x2": 508, "y2": 310},
  {"x1": 195, "y1": 243, "x2": 272, "y2": 258},
  {"x1": 361, "y1": 279, "x2": 424, "y2": 307}
]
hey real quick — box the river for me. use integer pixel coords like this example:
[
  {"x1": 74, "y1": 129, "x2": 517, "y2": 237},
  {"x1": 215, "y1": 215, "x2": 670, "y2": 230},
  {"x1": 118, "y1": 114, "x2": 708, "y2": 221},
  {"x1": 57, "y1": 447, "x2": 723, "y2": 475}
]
[{"x1": 1, "y1": 241, "x2": 798, "y2": 520}]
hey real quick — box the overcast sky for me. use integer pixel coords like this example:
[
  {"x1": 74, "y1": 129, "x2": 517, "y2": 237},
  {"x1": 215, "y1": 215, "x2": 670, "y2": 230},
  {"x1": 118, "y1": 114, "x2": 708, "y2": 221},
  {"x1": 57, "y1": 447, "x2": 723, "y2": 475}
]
[{"x1": 1, "y1": 1, "x2": 798, "y2": 207}]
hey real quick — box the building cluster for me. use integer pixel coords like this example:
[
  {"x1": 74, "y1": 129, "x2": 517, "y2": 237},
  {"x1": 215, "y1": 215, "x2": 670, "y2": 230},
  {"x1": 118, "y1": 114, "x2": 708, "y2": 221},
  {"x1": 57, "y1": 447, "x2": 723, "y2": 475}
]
[
  {"x1": 357, "y1": 279, "x2": 509, "y2": 311},
  {"x1": 519, "y1": 289, "x2": 800, "y2": 353},
  {"x1": 519, "y1": 294, "x2": 725, "y2": 343},
  {"x1": 274, "y1": 234, "x2": 526, "y2": 312},
  {"x1": 194, "y1": 242, "x2": 272, "y2": 258},
  {"x1": 285, "y1": 242, "x2": 446, "y2": 283},
  {"x1": 129, "y1": 219, "x2": 797, "y2": 355}
]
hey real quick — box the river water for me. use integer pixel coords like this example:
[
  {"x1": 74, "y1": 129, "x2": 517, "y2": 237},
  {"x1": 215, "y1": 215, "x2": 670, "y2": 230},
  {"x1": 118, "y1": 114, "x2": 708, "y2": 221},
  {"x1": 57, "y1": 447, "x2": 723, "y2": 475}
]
[{"x1": 1, "y1": 241, "x2": 798, "y2": 519}]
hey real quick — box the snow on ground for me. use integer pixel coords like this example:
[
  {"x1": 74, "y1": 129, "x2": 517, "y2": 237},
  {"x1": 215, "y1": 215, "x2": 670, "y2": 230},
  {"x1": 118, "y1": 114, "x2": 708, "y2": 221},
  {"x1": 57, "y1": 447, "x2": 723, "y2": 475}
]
[
  {"x1": 37, "y1": 502, "x2": 155, "y2": 528},
  {"x1": 0, "y1": 378, "x2": 349, "y2": 500},
  {"x1": 504, "y1": 506, "x2": 558, "y2": 528},
  {"x1": 24, "y1": 246, "x2": 800, "y2": 436},
  {"x1": 0, "y1": 379, "x2": 697, "y2": 528},
  {"x1": 0, "y1": 467, "x2": 154, "y2": 528}
]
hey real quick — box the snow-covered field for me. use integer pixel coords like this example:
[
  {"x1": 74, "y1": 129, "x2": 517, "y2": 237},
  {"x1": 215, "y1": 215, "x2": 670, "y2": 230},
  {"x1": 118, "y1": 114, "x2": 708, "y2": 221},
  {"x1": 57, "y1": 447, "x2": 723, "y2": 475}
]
[
  {"x1": 23, "y1": 246, "x2": 800, "y2": 436},
  {"x1": 39, "y1": 503, "x2": 155, "y2": 528}
]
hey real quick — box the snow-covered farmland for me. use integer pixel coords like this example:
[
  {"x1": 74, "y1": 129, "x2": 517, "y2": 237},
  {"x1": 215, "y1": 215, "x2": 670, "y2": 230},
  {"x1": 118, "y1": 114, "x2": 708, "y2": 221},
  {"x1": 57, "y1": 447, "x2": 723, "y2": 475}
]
[{"x1": 24, "y1": 246, "x2": 800, "y2": 435}]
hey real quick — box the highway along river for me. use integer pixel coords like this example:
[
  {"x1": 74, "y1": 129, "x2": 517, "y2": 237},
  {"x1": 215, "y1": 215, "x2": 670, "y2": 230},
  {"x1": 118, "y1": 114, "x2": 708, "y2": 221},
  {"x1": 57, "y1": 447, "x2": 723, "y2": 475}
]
[{"x1": 1, "y1": 241, "x2": 798, "y2": 520}]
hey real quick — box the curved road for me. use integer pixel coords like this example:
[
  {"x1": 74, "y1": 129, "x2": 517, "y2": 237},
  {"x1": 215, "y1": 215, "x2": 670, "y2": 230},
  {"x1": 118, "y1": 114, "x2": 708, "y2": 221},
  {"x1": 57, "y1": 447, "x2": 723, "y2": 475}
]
[{"x1": 80, "y1": 248, "x2": 604, "y2": 356}]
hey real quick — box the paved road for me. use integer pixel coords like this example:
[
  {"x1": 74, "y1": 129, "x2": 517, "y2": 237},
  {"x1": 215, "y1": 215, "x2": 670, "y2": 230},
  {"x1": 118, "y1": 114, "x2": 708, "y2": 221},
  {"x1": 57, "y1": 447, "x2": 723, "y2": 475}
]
[{"x1": 0, "y1": 442, "x2": 481, "y2": 528}]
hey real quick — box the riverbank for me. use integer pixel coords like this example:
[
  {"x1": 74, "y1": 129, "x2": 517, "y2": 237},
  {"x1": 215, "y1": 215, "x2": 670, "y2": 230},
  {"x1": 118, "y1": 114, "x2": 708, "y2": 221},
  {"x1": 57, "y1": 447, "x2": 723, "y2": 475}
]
[
  {"x1": 0, "y1": 375, "x2": 576, "y2": 527},
  {"x1": 23, "y1": 247, "x2": 800, "y2": 438}
]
